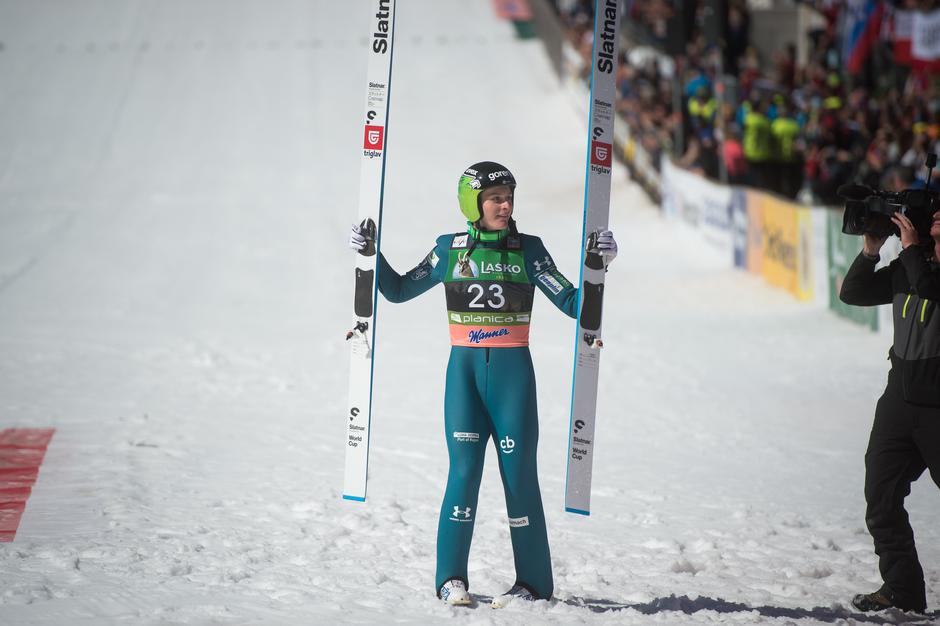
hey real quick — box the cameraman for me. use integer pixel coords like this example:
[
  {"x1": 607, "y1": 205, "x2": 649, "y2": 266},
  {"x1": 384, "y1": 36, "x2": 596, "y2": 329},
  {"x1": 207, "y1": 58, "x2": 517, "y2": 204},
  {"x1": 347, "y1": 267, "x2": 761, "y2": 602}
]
[{"x1": 840, "y1": 210, "x2": 940, "y2": 614}]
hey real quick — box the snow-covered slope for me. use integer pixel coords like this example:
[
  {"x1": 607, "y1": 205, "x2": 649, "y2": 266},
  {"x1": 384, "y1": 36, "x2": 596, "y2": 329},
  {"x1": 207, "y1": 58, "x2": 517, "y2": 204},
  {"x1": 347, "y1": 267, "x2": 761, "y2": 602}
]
[{"x1": 0, "y1": 1, "x2": 937, "y2": 624}]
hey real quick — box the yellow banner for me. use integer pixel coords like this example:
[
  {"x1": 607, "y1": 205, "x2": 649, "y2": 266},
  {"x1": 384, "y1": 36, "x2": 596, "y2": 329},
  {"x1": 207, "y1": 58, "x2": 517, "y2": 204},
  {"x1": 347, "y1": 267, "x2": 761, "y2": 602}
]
[
  {"x1": 796, "y1": 208, "x2": 814, "y2": 301},
  {"x1": 747, "y1": 191, "x2": 813, "y2": 301}
]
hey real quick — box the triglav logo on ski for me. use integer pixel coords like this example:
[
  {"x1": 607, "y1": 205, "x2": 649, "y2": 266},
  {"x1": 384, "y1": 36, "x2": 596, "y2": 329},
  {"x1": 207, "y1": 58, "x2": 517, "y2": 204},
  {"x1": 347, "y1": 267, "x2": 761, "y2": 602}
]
[
  {"x1": 363, "y1": 125, "x2": 384, "y2": 158},
  {"x1": 372, "y1": 0, "x2": 392, "y2": 54},
  {"x1": 450, "y1": 506, "x2": 473, "y2": 522},
  {"x1": 590, "y1": 140, "x2": 612, "y2": 175},
  {"x1": 595, "y1": 0, "x2": 618, "y2": 73}
]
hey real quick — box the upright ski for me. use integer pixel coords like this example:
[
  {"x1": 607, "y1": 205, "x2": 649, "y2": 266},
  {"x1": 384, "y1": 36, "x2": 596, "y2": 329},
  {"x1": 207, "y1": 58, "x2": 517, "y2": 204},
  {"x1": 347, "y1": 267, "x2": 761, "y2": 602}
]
[
  {"x1": 565, "y1": 0, "x2": 621, "y2": 516},
  {"x1": 344, "y1": 0, "x2": 396, "y2": 503}
]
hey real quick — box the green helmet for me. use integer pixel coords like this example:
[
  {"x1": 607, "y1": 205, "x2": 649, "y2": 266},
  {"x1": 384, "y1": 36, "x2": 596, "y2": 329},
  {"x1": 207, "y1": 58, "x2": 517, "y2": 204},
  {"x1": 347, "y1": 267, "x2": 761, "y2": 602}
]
[{"x1": 456, "y1": 161, "x2": 516, "y2": 222}]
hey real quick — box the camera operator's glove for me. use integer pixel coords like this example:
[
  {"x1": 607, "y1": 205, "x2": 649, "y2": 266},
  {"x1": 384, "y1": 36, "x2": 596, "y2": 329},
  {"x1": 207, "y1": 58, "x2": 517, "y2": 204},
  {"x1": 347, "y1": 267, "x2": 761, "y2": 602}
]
[
  {"x1": 349, "y1": 223, "x2": 367, "y2": 252},
  {"x1": 597, "y1": 229, "x2": 618, "y2": 266}
]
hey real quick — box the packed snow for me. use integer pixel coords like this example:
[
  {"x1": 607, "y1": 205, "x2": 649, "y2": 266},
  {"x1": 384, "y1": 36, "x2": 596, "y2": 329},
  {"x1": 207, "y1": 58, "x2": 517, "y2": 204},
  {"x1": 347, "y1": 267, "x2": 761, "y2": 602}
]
[{"x1": 0, "y1": 1, "x2": 938, "y2": 624}]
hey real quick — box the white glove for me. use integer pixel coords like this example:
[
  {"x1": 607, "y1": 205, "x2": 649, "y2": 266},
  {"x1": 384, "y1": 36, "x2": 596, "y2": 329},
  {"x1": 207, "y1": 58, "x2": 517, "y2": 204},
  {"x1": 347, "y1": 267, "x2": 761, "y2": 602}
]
[
  {"x1": 597, "y1": 229, "x2": 618, "y2": 265},
  {"x1": 349, "y1": 223, "x2": 367, "y2": 252}
]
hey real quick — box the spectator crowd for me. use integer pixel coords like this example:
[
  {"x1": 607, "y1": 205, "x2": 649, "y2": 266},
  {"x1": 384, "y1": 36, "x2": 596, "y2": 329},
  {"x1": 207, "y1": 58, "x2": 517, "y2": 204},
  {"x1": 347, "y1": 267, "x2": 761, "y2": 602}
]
[{"x1": 551, "y1": 0, "x2": 940, "y2": 204}]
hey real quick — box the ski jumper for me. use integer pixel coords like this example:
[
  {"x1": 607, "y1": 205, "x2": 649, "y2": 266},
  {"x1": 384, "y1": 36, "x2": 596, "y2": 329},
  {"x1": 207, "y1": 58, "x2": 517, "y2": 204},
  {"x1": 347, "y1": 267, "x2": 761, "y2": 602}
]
[{"x1": 376, "y1": 224, "x2": 578, "y2": 600}]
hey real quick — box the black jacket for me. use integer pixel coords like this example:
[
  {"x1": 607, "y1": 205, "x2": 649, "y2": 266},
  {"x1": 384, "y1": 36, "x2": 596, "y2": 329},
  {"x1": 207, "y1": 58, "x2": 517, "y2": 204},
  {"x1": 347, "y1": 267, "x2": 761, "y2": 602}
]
[{"x1": 840, "y1": 245, "x2": 940, "y2": 406}]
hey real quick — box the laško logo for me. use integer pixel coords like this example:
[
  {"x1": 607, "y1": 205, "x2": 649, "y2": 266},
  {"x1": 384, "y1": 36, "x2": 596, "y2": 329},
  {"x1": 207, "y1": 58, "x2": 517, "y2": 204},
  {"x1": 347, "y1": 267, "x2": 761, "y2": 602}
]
[
  {"x1": 363, "y1": 125, "x2": 384, "y2": 150},
  {"x1": 591, "y1": 140, "x2": 612, "y2": 167}
]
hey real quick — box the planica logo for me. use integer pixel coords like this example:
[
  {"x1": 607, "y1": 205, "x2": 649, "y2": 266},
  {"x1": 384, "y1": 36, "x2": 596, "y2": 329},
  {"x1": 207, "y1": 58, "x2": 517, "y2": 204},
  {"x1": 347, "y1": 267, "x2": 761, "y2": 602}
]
[
  {"x1": 373, "y1": 0, "x2": 392, "y2": 54},
  {"x1": 595, "y1": 0, "x2": 618, "y2": 74},
  {"x1": 451, "y1": 312, "x2": 527, "y2": 325}
]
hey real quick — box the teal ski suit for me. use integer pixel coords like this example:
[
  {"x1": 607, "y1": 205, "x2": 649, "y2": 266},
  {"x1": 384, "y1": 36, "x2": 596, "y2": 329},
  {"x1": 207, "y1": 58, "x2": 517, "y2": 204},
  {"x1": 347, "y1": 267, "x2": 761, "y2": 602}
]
[{"x1": 376, "y1": 223, "x2": 578, "y2": 600}]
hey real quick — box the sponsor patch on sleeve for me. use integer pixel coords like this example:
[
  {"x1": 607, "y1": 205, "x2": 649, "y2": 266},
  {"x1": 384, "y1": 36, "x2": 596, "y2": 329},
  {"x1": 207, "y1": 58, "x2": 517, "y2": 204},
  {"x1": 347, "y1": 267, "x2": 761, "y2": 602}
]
[
  {"x1": 537, "y1": 272, "x2": 565, "y2": 295},
  {"x1": 452, "y1": 234, "x2": 469, "y2": 249},
  {"x1": 409, "y1": 260, "x2": 431, "y2": 281},
  {"x1": 409, "y1": 249, "x2": 440, "y2": 281}
]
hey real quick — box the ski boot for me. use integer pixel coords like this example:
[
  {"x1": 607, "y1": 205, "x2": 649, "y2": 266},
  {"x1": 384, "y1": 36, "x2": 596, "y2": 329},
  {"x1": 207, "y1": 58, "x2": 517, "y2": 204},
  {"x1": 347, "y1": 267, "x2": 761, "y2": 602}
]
[
  {"x1": 491, "y1": 582, "x2": 541, "y2": 609},
  {"x1": 438, "y1": 578, "x2": 471, "y2": 606},
  {"x1": 852, "y1": 585, "x2": 926, "y2": 614}
]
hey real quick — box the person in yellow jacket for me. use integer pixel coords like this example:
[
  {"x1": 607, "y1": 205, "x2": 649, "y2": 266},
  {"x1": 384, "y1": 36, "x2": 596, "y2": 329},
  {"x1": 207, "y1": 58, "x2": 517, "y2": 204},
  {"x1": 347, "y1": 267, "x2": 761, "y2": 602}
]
[
  {"x1": 687, "y1": 85, "x2": 717, "y2": 133},
  {"x1": 770, "y1": 99, "x2": 802, "y2": 198},
  {"x1": 743, "y1": 97, "x2": 772, "y2": 189}
]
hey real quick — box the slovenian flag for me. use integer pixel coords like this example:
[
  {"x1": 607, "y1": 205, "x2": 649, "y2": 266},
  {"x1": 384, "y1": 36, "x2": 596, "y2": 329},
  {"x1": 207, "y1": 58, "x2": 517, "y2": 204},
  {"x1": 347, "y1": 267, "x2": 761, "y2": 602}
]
[{"x1": 842, "y1": 0, "x2": 885, "y2": 74}]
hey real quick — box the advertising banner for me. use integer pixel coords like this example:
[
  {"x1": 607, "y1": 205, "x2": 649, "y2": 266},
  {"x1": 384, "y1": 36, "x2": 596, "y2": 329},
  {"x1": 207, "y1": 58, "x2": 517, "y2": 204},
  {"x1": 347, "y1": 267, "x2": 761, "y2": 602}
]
[
  {"x1": 660, "y1": 158, "x2": 679, "y2": 219},
  {"x1": 732, "y1": 188, "x2": 748, "y2": 269},
  {"x1": 746, "y1": 191, "x2": 764, "y2": 275},
  {"x1": 660, "y1": 159, "x2": 734, "y2": 257},
  {"x1": 745, "y1": 191, "x2": 818, "y2": 301},
  {"x1": 810, "y1": 208, "x2": 830, "y2": 309},
  {"x1": 664, "y1": 166, "x2": 848, "y2": 309},
  {"x1": 796, "y1": 207, "x2": 815, "y2": 302},
  {"x1": 826, "y1": 210, "x2": 878, "y2": 331},
  {"x1": 758, "y1": 193, "x2": 801, "y2": 297}
]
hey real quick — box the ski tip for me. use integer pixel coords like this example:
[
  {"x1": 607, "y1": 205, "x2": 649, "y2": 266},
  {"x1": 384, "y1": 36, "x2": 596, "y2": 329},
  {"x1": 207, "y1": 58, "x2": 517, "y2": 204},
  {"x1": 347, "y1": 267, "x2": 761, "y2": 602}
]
[
  {"x1": 343, "y1": 494, "x2": 366, "y2": 502},
  {"x1": 565, "y1": 507, "x2": 590, "y2": 516}
]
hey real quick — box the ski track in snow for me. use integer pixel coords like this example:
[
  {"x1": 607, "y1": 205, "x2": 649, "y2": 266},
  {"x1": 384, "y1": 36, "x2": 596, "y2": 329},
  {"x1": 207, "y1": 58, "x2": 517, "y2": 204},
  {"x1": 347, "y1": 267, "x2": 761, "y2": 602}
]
[{"x1": 1, "y1": 1, "x2": 939, "y2": 624}]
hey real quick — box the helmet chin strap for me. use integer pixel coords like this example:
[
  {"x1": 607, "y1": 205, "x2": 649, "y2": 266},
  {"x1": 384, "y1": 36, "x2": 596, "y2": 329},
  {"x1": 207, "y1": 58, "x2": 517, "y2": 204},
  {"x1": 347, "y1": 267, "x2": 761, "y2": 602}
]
[{"x1": 459, "y1": 218, "x2": 517, "y2": 277}]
